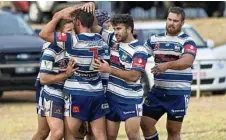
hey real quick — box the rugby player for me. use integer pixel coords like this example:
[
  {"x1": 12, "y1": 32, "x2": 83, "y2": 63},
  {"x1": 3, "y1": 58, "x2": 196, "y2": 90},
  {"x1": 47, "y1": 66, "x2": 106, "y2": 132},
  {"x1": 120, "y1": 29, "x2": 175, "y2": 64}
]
[
  {"x1": 83, "y1": 2, "x2": 149, "y2": 139},
  {"x1": 141, "y1": 7, "x2": 197, "y2": 140}
]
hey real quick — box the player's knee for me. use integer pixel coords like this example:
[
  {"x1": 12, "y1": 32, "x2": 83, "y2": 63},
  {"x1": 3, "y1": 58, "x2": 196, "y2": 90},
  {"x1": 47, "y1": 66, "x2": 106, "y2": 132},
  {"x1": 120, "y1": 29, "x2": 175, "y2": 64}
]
[
  {"x1": 51, "y1": 129, "x2": 64, "y2": 139},
  {"x1": 140, "y1": 119, "x2": 149, "y2": 131},
  {"x1": 39, "y1": 129, "x2": 50, "y2": 139},
  {"x1": 126, "y1": 129, "x2": 140, "y2": 140},
  {"x1": 107, "y1": 133, "x2": 117, "y2": 140},
  {"x1": 92, "y1": 130, "x2": 107, "y2": 140},
  {"x1": 166, "y1": 125, "x2": 180, "y2": 137},
  {"x1": 127, "y1": 132, "x2": 140, "y2": 140}
]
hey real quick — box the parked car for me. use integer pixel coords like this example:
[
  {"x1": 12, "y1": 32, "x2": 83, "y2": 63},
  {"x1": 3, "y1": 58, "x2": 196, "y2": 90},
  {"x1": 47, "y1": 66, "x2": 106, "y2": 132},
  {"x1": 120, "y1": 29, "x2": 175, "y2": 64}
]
[
  {"x1": 113, "y1": 1, "x2": 225, "y2": 19},
  {"x1": 0, "y1": 9, "x2": 44, "y2": 98},
  {"x1": 213, "y1": 44, "x2": 226, "y2": 59},
  {"x1": 134, "y1": 21, "x2": 226, "y2": 94}
]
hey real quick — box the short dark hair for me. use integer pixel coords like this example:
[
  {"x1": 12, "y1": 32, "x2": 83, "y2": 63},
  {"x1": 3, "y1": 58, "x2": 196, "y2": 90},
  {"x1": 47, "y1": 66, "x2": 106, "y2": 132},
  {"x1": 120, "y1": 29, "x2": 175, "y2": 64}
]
[
  {"x1": 168, "y1": 7, "x2": 185, "y2": 21},
  {"x1": 74, "y1": 9, "x2": 94, "y2": 28},
  {"x1": 110, "y1": 14, "x2": 134, "y2": 33},
  {"x1": 56, "y1": 19, "x2": 72, "y2": 31}
]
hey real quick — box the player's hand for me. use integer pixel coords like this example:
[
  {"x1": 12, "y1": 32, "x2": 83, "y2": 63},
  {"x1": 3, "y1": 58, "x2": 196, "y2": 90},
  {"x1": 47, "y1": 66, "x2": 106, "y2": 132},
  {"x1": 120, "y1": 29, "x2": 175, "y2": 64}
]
[
  {"x1": 151, "y1": 63, "x2": 169, "y2": 75},
  {"x1": 93, "y1": 59, "x2": 111, "y2": 73},
  {"x1": 80, "y1": 2, "x2": 95, "y2": 14},
  {"x1": 65, "y1": 57, "x2": 78, "y2": 77}
]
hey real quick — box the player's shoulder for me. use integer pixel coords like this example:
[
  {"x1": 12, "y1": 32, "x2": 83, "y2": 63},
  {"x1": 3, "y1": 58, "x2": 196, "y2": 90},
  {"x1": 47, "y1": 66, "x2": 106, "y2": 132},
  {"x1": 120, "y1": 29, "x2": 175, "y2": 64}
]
[
  {"x1": 130, "y1": 40, "x2": 142, "y2": 47},
  {"x1": 43, "y1": 41, "x2": 62, "y2": 54},
  {"x1": 130, "y1": 40, "x2": 147, "y2": 52},
  {"x1": 76, "y1": 33, "x2": 103, "y2": 41},
  {"x1": 147, "y1": 32, "x2": 165, "y2": 43},
  {"x1": 179, "y1": 33, "x2": 195, "y2": 44},
  {"x1": 42, "y1": 42, "x2": 51, "y2": 50}
]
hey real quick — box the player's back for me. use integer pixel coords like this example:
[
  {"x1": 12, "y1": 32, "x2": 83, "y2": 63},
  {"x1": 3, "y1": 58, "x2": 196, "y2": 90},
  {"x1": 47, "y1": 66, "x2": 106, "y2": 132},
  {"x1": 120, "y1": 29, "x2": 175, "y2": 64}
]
[{"x1": 61, "y1": 33, "x2": 109, "y2": 96}]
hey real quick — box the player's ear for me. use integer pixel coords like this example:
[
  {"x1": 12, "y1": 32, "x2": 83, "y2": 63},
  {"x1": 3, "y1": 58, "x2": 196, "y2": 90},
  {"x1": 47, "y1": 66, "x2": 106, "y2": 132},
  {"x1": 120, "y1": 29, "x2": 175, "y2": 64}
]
[
  {"x1": 127, "y1": 26, "x2": 132, "y2": 34},
  {"x1": 181, "y1": 20, "x2": 184, "y2": 26},
  {"x1": 75, "y1": 19, "x2": 80, "y2": 27}
]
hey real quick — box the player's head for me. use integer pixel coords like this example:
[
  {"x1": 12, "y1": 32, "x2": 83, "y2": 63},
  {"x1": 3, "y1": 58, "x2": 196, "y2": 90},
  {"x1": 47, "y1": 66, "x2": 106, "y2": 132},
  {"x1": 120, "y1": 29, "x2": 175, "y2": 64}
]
[
  {"x1": 73, "y1": 9, "x2": 94, "y2": 34},
  {"x1": 110, "y1": 14, "x2": 134, "y2": 42},
  {"x1": 166, "y1": 7, "x2": 185, "y2": 36},
  {"x1": 95, "y1": 9, "x2": 111, "y2": 30},
  {"x1": 56, "y1": 19, "x2": 74, "y2": 33}
]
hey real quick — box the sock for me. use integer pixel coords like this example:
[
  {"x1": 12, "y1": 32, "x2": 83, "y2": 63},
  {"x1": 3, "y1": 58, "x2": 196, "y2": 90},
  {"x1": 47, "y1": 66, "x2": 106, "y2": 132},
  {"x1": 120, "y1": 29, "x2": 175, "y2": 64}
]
[{"x1": 144, "y1": 132, "x2": 159, "y2": 140}]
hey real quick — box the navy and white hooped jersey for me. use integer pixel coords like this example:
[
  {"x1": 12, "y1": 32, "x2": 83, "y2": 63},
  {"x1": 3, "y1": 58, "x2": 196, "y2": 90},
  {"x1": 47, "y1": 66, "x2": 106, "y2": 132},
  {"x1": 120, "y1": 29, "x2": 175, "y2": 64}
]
[
  {"x1": 35, "y1": 42, "x2": 51, "y2": 88},
  {"x1": 100, "y1": 29, "x2": 148, "y2": 104},
  {"x1": 144, "y1": 32, "x2": 197, "y2": 95},
  {"x1": 54, "y1": 32, "x2": 109, "y2": 96},
  {"x1": 40, "y1": 43, "x2": 68, "y2": 103}
]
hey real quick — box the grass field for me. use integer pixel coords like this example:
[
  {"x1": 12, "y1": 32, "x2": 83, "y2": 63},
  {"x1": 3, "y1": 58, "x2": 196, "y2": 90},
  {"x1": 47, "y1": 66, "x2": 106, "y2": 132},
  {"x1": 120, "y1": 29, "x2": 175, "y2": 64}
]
[{"x1": 1, "y1": 91, "x2": 226, "y2": 140}]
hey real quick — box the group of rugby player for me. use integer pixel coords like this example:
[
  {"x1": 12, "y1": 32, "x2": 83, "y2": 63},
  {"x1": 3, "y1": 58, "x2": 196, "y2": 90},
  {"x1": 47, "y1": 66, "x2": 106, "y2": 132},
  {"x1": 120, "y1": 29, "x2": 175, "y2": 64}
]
[{"x1": 32, "y1": 2, "x2": 197, "y2": 140}]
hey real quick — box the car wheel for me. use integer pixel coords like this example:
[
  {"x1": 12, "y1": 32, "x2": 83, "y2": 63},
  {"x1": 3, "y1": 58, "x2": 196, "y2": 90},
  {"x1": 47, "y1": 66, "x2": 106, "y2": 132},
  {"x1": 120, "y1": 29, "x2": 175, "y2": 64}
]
[
  {"x1": 29, "y1": 2, "x2": 43, "y2": 23},
  {"x1": 0, "y1": 91, "x2": 3, "y2": 99}
]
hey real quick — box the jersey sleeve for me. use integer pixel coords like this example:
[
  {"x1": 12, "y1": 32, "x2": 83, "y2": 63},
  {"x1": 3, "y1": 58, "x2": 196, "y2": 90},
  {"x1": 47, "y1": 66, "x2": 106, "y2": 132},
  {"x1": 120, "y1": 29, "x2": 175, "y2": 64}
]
[
  {"x1": 143, "y1": 37, "x2": 154, "y2": 57},
  {"x1": 40, "y1": 44, "x2": 57, "y2": 74},
  {"x1": 100, "y1": 28, "x2": 114, "y2": 47},
  {"x1": 182, "y1": 39, "x2": 197, "y2": 58},
  {"x1": 54, "y1": 32, "x2": 73, "y2": 50},
  {"x1": 131, "y1": 45, "x2": 148, "y2": 72}
]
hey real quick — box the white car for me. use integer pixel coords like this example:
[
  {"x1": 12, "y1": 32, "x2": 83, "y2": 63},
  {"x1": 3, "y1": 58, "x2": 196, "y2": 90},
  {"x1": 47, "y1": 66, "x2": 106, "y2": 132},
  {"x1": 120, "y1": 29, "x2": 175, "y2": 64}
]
[
  {"x1": 134, "y1": 21, "x2": 226, "y2": 94},
  {"x1": 213, "y1": 44, "x2": 226, "y2": 59}
]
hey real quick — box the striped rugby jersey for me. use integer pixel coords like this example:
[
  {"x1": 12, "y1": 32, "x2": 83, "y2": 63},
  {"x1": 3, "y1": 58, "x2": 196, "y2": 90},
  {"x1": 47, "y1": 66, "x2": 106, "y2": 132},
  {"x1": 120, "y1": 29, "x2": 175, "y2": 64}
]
[
  {"x1": 144, "y1": 32, "x2": 197, "y2": 95},
  {"x1": 100, "y1": 28, "x2": 148, "y2": 104},
  {"x1": 35, "y1": 42, "x2": 51, "y2": 88},
  {"x1": 54, "y1": 32, "x2": 109, "y2": 96},
  {"x1": 40, "y1": 43, "x2": 68, "y2": 103}
]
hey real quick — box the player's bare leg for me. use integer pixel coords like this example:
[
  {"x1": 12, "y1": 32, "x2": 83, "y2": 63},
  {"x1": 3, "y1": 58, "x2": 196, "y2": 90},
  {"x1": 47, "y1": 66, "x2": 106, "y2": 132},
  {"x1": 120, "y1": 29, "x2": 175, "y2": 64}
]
[
  {"x1": 166, "y1": 120, "x2": 182, "y2": 140},
  {"x1": 86, "y1": 122, "x2": 95, "y2": 140},
  {"x1": 32, "y1": 115, "x2": 50, "y2": 140},
  {"x1": 140, "y1": 116, "x2": 158, "y2": 139},
  {"x1": 125, "y1": 116, "x2": 141, "y2": 140},
  {"x1": 64, "y1": 116, "x2": 83, "y2": 140},
  {"x1": 46, "y1": 117, "x2": 64, "y2": 140},
  {"x1": 90, "y1": 116, "x2": 107, "y2": 140},
  {"x1": 106, "y1": 119, "x2": 120, "y2": 140}
]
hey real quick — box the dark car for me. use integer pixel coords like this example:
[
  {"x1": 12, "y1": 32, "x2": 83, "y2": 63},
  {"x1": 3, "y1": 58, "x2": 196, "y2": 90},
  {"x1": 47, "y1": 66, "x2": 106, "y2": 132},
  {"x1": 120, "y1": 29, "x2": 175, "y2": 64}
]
[{"x1": 0, "y1": 9, "x2": 44, "y2": 98}]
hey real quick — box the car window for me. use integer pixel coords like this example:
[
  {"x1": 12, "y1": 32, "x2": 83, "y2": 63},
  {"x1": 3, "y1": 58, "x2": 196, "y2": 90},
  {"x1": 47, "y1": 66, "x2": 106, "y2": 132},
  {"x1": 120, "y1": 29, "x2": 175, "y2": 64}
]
[
  {"x1": 135, "y1": 27, "x2": 206, "y2": 48},
  {"x1": 134, "y1": 29, "x2": 165, "y2": 44},
  {"x1": 183, "y1": 27, "x2": 206, "y2": 48},
  {"x1": 0, "y1": 13, "x2": 33, "y2": 35}
]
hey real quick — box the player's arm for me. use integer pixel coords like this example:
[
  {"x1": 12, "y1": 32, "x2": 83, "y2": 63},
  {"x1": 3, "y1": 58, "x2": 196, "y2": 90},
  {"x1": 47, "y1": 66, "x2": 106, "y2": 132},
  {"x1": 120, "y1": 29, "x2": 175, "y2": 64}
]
[
  {"x1": 80, "y1": 2, "x2": 102, "y2": 33},
  {"x1": 91, "y1": 14, "x2": 102, "y2": 33},
  {"x1": 40, "y1": 58, "x2": 76, "y2": 85},
  {"x1": 151, "y1": 40, "x2": 197, "y2": 74},
  {"x1": 94, "y1": 59, "x2": 142, "y2": 82},
  {"x1": 144, "y1": 37, "x2": 154, "y2": 57},
  {"x1": 94, "y1": 47, "x2": 148, "y2": 82},
  {"x1": 165, "y1": 54, "x2": 195, "y2": 70},
  {"x1": 39, "y1": 15, "x2": 61, "y2": 43},
  {"x1": 39, "y1": 6, "x2": 79, "y2": 43},
  {"x1": 39, "y1": 46, "x2": 76, "y2": 85}
]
